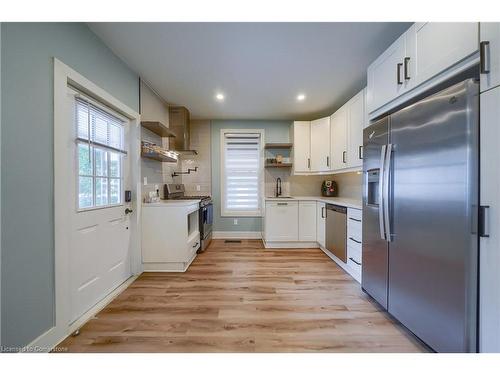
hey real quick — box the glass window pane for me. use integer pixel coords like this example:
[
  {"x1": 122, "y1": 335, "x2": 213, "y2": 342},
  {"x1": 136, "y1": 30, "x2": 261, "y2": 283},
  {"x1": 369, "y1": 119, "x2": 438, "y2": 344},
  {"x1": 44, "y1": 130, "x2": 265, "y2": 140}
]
[
  {"x1": 109, "y1": 152, "x2": 121, "y2": 177},
  {"x1": 95, "y1": 177, "x2": 108, "y2": 206},
  {"x1": 93, "y1": 116, "x2": 108, "y2": 144},
  {"x1": 78, "y1": 176, "x2": 93, "y2": 209},
  {"x1": 78, "y1": 143, "x2": 93, "y2": 176},
  {"x1": 76, "y1": 104, "x2": 89, "y2": 139},
  {"x1": 95, "y1": 148, "x2": 108, "y2": 177},
  {"x1": 109, "y1": 123, "x2": 122, "y2": 149},
  {"x1": 110, "y1": 178, "x2": 121, "y2": 205}
]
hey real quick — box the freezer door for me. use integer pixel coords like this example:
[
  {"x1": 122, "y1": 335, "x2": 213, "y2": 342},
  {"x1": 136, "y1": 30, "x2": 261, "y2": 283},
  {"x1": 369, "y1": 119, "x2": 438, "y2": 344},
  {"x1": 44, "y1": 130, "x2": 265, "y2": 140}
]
[
  {"x1": 389, "y1": 79, "x2": 479, "y2": 352},
  {"x1": 362, "y1": 117, "x2": 390, "y2": 309}
]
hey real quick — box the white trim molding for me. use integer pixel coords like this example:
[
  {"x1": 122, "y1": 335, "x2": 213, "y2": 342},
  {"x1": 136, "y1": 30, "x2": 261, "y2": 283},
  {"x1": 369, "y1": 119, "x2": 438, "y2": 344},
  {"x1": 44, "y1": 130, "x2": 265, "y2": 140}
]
[
  {"x1": 213, "y1": 231, "x2": 262, "y2": 240},
  {"x1": 43, "y1": 58, "x2": 142, "y2": 352}
]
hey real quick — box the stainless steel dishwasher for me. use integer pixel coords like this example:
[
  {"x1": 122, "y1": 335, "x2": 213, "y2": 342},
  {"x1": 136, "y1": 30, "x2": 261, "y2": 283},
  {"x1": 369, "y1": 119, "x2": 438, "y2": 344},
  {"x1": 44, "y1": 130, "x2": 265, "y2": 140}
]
[{"x1": 326, "y1": 204, "x2": 347, "y2": 262}]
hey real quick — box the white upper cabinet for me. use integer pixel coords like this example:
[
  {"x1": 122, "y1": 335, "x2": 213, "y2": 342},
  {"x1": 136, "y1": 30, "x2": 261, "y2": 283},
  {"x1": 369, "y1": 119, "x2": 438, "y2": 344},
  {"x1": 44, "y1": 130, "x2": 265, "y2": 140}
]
[
  {"x1": 368, "y1": 22, "x2": 479, "y2": 116},
  {"x1": 330, "y1": 105, "x2": 348, "y2": 170},
  {"x1": 310, "y1": 117, "x2": 331, "y2": 172},
  {"x1": 367, "y1": 32, "x2": 409, "y2": 114},
  {"x1": 409, "y1": 22, "x2": 478, "y2": 86},
  {"x1": 480, "y1": 23, "x2": 500, "y2": 93},
  {"x1": 347, "y1": 89, "x2": 365, "y2": 169},
  {"x1": 292, "y1": 121, "x2": 311, "y2": 173}
]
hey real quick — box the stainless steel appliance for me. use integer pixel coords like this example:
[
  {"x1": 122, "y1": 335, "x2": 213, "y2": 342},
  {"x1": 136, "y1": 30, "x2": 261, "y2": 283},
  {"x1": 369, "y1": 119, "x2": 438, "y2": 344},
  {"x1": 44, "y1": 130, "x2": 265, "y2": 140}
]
[
  {"x1": 326, "y1": 204, "x2": 347, "y2": 262},
  {"x1": 362, "y1": 79, "x2": 479, "y2": 353},
  {"x1": 165, "y1": 183, "x2": 213, "y2": 252}
]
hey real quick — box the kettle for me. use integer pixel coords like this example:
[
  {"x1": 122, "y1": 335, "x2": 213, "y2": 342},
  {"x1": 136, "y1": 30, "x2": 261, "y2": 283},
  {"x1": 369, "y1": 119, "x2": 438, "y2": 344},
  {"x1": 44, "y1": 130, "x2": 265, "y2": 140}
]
[{"x1": 321, "y1": 180, "x2": 338, "y2": 197}]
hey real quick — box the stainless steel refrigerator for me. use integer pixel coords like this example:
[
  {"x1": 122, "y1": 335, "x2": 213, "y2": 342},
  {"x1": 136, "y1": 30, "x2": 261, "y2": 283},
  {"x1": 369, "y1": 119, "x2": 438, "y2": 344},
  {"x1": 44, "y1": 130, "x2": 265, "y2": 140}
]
[{"x1": 362, "y1": 79, "x2": 479, "y2": 353}]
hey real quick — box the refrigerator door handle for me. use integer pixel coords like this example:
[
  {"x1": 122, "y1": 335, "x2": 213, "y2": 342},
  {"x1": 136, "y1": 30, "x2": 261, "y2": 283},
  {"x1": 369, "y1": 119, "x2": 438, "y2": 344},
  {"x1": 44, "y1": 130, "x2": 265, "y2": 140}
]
[
  {"x1": 379, "y1": 145, "x2": 387, "y2": 240},
  {"x1": 383, "y1": 144, "x2": 393, "y2": 242}
]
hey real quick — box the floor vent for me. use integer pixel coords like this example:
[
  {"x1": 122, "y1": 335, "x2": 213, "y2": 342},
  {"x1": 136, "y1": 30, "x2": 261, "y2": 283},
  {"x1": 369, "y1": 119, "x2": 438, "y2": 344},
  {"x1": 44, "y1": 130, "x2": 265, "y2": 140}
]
[{"x1": 224, "y1": 239, "x2": 242, "y2": 243}]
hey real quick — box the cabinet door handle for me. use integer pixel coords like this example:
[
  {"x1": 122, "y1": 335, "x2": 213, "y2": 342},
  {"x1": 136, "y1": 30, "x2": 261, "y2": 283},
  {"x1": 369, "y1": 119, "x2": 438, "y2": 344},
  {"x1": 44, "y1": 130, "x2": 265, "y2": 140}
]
[
  {"x1": 349, "y1": 237, "x2": 361, "y2": 244},
  {"x1": 342, "y1": 151, "x2": 346, "y2": 164},
  {"x1": 277, "y1": 202, "x2": 288, "y2": 206},
  {"x1": 480, "y1": 41, "x2": 490, "y2": 74},
  {"x1": 349, "y1": 257, "x2": 362, "y2": 266},
  {"x1": 404, "y1": 57, "x2": 410, "y2": 80},
  {"x1": 307, "y1": 158, "x2": 311, "y2": 169},
  {"x1": 193, "y1": 242, "x2": 199, "y2": 248},
  {"x1": 479, "y1": 205, "x2": 490, "y2": 237},
  {"x1": 326, "y1": 156, "x2": 330, "y2": 167},
  {"x1": 358, "y1": 145, "x2": 363, "y2": 160},
  {"x1": 321, "y1": 206, "x2": 325, "y2": 218},
  {"x1": 349, "y1": 217, "x2": 361, "y2": 223},
  {"x1": 397, "y1": 63, "x2": 403, "y2": 85}
]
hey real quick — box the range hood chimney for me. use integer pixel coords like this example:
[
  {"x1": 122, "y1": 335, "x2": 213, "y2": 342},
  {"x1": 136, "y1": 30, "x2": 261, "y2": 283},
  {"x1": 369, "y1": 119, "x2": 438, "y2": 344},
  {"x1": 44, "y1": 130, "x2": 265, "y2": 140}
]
[{"x1": 168, "y1": 106, "x2": 198, "y2": 155}]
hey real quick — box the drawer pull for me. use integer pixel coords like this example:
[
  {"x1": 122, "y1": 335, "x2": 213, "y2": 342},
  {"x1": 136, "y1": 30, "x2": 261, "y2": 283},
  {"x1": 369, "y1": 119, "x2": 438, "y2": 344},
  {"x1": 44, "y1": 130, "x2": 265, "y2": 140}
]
[
  {"x1": 277, "y1": 203, "x2": 288, "y2": 206},
  {"x1": 192, "y1": 242, "x2": 199, "y2": 248},
  {"x1": 349, "y1": 257, "x2": 361, "y2": 266},
  {"x1": 349, "y1": 217, "x2": 361, "y2": 223},
  {"x1": 349, "y1": 237, "x2": 361, "y2": 244}
]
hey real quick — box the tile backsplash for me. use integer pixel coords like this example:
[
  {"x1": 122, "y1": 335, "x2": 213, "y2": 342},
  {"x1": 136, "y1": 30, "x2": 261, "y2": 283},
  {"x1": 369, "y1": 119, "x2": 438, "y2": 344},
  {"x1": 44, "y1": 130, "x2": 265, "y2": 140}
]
[{"x1": 180, "y1": 120, "x2": 212, "y2": 196}]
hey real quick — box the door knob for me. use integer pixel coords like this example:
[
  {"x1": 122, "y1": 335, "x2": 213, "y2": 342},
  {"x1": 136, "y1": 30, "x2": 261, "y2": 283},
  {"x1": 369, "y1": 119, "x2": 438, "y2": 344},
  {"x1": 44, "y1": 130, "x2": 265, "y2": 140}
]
[{"x1": 125, "y1": 208, "x2": 133, "y2": 215}]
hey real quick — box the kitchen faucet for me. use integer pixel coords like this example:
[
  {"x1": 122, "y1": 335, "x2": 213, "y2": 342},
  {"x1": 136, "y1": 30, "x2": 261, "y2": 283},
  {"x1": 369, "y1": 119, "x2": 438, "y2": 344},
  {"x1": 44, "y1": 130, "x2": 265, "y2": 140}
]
[{"x1": 276, "y1": 177, "x2": 282, "y2": 197}]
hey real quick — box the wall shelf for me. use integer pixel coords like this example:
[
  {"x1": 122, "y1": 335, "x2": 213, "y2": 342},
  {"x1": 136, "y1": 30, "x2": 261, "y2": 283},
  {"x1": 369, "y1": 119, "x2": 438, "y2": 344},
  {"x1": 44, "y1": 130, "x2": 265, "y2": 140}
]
[
  {"x1": 141, "y1": 121, "x2": 177, "y2": 138},
  {"x1": 265, "y1": 163, "x2": 293, "y2": 168},
  {"x1": 265, "y1": 143, "x2": 293, "y2": 149},
  {"x1": 141, "y1": 142, "x2": 178, "y2": 163}
]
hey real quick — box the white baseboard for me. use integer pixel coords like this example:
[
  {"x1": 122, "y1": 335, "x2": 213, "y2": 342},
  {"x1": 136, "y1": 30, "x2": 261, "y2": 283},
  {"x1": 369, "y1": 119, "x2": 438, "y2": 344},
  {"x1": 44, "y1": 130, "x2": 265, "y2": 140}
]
[
  {"x1": 263, "y1": 240, "x2": 319, "y2": 249},
  {"x1": 212, "y1": 231, "x2": 262, "y2": 239},
  {"x1": 21, "y1": 275, "x2": 138, "y2": 353}
]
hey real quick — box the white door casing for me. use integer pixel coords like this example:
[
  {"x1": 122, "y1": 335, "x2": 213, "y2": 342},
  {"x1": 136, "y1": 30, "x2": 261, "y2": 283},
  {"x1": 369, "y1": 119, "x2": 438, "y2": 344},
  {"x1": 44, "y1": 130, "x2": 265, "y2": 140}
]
[{"x1": 36, "y1": 59, "x2": 143, "y2": 352}]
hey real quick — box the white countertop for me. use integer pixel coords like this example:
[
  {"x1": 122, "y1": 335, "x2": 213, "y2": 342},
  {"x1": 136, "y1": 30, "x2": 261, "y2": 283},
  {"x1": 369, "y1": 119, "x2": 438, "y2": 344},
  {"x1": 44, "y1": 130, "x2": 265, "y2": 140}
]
[
  {"x1": 265, "y1": 196, "x2": 362, "y2": 210},
  {"x1": 142, "y1": 199, "x2": 201, "y2": 207}
]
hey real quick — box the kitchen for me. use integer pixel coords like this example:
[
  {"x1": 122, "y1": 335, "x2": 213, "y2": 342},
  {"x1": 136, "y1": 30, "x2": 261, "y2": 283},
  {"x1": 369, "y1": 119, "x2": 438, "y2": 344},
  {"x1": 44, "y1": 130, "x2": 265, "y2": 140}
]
[{"x1": 1, "y1": 16, "x2": 500, "y2": 364}]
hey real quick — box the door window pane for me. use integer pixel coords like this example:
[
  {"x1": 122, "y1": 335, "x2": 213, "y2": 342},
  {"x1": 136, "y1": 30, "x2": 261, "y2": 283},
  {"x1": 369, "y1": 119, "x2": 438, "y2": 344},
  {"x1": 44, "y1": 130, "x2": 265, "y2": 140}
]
[
  {"x1": 78, "y1": 143, "x2": 93, "y2": 176},
  {"x1": 109, "y1": 152, "x2": 121, "y2": 177},
  {"x1": 95, "y1": 148, "x2": 108, "y2": 177},
  {"x1": 110, "y1": 178, "x2": 121, "y2": 205},
  {"x1": 79, "y1": 176, "x2": 93, "y2": 208},
  {"x1": 95, "y1": 177, "x2": 108, "y2": 206}
]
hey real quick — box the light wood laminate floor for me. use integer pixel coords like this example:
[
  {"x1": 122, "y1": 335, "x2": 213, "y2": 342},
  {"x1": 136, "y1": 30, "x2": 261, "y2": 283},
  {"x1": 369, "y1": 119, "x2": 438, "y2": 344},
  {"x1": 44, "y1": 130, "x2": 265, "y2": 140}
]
[{"x1": 57, "y1": 240, "x2": 427, "y2": 352}]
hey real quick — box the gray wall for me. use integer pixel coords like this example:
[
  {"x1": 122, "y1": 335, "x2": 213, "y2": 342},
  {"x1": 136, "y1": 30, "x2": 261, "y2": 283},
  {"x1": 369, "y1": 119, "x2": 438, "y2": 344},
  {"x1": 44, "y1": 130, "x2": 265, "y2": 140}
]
[
  {"x1": 1, "y1": 23, "x2": 139, "y2": 348},
  {"x1": 211, "y1": 120, "x2": 291, "y2": 232}
]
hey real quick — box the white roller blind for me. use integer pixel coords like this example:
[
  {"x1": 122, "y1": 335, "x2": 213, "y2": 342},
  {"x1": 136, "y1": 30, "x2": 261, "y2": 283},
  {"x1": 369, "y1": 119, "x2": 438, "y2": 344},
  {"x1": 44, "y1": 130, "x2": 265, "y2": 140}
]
[{"x1": 222, "y1": 132, "x2": 262, "y2": 216}]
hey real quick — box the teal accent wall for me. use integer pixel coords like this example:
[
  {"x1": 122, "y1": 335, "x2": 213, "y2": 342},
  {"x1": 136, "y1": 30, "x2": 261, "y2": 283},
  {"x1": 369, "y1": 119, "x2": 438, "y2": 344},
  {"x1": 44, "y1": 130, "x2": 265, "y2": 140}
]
[
  {"x1": 1, "y1": 23, "x2": 139, "y2": 348},
  {"x1": 211, "y1": 120, "x2": 291, "y2": 232}
]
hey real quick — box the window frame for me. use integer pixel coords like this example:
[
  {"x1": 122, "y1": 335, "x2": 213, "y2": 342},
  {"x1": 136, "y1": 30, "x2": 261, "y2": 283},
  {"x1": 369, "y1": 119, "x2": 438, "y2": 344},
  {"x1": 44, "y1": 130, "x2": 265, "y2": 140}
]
[
  {"x1": 220, "y1": 128, "x2": 265, "y2": 217},
  {"x1": 74, "y1": 94, "x2": 127, "y2": 212}
]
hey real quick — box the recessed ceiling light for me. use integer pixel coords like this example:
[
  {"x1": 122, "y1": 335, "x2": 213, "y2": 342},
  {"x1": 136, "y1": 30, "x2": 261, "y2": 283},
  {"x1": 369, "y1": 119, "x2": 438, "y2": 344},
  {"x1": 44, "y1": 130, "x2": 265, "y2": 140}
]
[
  {"x1": 215, "y1": 93, "x2": 225, "y2": 101},
  {"x1": 297, "y1": 94, "x2": 306, "y2": 101}
]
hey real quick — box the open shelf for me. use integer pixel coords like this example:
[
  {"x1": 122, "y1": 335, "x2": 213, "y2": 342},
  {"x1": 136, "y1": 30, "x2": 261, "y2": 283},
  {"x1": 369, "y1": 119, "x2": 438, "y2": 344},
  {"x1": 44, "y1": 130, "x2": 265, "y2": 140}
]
[
  {"x1": 141, "y1": 142, "x2": 178, "y2": 163},
  {"x1": 141, "y1": 121, "x2": 177, "y2": 138},
  {"x1": 265, "y1": 143, "x2": 293, "y2": 149},
  {"x1": 265, "y1": 163, "x2": 293, "y2": 168}
]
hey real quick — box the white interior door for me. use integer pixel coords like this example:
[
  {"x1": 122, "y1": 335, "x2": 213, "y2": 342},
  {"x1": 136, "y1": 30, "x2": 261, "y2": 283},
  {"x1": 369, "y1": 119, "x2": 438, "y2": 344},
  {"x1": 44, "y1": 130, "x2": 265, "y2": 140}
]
[{"x1": 66, "y1": 88, "x2": 132, "y2": 323}]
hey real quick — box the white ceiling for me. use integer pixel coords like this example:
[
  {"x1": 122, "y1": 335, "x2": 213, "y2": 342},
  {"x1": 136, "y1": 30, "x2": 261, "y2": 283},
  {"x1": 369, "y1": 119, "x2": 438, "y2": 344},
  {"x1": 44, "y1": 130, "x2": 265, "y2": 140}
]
[{"x1": 88, "y1": 22, "x2": 411, "y2": 120}]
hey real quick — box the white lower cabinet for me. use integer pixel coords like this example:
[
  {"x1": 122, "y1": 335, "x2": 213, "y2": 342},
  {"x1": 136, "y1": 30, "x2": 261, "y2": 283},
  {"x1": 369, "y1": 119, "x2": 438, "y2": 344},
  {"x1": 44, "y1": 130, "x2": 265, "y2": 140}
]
[
  {"x1": 264, "y1": 201, "x2": 299, "y2": 242},
  {"x1": 299, "y1": 201, "x2": 317, "y2": 241},
  {"x1": 316, "y1": 202, "x2": 326, "y2": 248},
  {"x1": 264, "y1": 199, "x2": 362, "y2": 283}
]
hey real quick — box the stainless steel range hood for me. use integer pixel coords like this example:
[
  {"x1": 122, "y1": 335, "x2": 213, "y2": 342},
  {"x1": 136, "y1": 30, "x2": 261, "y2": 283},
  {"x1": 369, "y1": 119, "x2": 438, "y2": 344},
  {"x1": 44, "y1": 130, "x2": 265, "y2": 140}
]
[{"x1": 168, "y1": 106, "x2": 198, "y2": 155}]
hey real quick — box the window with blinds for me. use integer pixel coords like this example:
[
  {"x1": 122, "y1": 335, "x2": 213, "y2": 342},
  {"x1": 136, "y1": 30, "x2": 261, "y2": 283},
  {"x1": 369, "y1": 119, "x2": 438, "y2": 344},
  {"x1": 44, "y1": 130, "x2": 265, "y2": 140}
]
[
  {"x1": 221, "y1": 131, "x2": 263, "y2": 216},
  {"x1": 75, "y1": 97, "x2": 126, "y2": 210}
]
